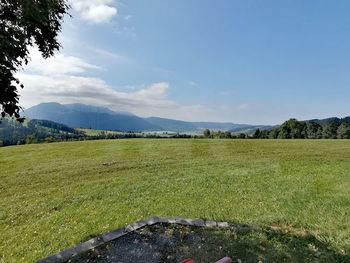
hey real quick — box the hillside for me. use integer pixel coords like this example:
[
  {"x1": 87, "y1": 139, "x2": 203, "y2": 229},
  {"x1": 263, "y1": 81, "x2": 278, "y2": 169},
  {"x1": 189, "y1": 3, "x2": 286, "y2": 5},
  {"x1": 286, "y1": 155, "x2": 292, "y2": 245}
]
[
  {"x1": 24, "y1": 103, "x2": 160, "y2": 132},
  {"x1": 307, "y1": 116, "x2": 350, "y2": 126},
  {"x1": 24, "y1": 102, "x2": 271, "y2": 133},
  {"x1": 0, "y1": 118, "x2": 83, "y2": 146}
]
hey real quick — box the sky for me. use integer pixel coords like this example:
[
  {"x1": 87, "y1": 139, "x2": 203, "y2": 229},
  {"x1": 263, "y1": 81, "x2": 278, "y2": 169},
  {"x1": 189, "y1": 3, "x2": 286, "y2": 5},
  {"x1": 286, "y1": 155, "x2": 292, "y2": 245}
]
[{"x1": 18, "y1": 0, "x2": 350, "y2": 125}]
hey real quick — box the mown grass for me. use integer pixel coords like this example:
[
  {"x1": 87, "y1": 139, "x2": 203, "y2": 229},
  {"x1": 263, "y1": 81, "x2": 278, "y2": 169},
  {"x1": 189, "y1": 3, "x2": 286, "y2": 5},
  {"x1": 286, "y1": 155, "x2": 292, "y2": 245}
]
[{"x1": 0, "y1": 139, "x2": 349, "y2": 262}]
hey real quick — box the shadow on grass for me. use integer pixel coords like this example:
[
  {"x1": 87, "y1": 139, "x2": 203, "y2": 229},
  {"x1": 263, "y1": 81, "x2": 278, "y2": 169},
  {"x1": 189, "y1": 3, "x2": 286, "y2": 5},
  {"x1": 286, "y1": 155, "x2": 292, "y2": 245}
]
[{"x1": 72, "y1": 223, "x2": 349, "y2": 263}]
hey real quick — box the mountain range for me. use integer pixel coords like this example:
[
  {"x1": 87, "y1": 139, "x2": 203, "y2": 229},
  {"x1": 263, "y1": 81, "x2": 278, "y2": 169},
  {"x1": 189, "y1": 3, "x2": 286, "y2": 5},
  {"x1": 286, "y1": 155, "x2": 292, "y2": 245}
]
[{"x1": 24, "y1": 102, "x2": 272, "y2": 133}]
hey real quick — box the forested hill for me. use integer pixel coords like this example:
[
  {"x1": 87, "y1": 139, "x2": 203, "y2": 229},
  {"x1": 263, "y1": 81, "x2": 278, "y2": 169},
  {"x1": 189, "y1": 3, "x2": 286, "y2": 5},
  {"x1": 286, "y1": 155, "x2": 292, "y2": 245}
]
[
  {"x1": 0, "y1": 118, "x2": 84, "y2": 146},
  {"x1": 308, "y1": 117, "x2": 350, "y2": 126},
  {"x1": 253, "y1": 117, "x2": 350, "y2": 139}
]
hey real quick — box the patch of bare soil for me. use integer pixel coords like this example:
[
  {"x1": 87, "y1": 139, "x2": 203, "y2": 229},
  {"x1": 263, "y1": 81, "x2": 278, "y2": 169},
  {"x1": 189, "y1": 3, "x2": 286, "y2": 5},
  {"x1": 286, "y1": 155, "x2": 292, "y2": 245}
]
[{"x1": 69, "y1": 223, "x2": 348, "y2": 263}]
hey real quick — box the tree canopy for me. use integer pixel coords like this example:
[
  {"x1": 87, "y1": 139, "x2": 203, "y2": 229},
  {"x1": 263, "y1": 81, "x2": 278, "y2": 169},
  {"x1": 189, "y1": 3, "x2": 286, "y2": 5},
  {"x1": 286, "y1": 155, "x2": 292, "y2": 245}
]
[
  {"x1": 0, "y1": 0, "x2": 69, "y2": 121},
  {"x1": 255, "y1": 118, "x2": 350, "y2": 139}
]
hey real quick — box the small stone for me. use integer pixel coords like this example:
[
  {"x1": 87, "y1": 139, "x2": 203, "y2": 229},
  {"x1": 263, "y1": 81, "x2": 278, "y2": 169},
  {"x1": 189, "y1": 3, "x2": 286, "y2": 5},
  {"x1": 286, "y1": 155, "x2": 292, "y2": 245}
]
[
  {"x1": 158, "y1": 217, "x2": 170, "y2": 224},
  {"x1": 125, "y1": 225, "x2": 135, "y2": 232},
  {"x1": 217, "y1": 222, "x2": 229, "y2": 228},
  {"x1": 205, "y1": 221, "x2": 217, "y2": 227},
  {"x1": 175, "y1": 217, "x2": 191, "y2": 225},
  {"x1": 167, "y1": 218, "x2": 177, "y2": 224},
  {"x1": 192, "y1": 219, "x2": 205, "y2": 227},
  {"x1": 147, "y1": 216, "x2": 160, "y2": 225},
  {"x1": 102, "y1": 229, "x2": 126, "y2": 242}
]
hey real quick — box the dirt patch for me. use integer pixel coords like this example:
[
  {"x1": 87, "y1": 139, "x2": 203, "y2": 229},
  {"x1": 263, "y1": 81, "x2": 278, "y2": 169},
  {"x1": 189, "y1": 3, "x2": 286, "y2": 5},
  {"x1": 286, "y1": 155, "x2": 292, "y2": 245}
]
[{"x1": 69, "y1": 223, "x2": 348, "y2": 263}]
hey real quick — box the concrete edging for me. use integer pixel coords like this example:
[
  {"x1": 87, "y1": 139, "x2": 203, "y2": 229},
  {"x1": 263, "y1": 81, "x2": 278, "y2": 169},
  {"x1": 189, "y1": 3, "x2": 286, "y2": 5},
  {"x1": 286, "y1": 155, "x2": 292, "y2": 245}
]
[{"x1": 38, "y1": 217, "x2": 235, "y2": 263}]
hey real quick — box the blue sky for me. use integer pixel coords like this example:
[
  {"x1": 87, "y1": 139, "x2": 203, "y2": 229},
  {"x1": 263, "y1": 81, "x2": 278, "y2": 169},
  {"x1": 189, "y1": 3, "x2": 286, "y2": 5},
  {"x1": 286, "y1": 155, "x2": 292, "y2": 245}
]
[{"x1": 19, "y1": 0, "x2": 350, "y2": 124}]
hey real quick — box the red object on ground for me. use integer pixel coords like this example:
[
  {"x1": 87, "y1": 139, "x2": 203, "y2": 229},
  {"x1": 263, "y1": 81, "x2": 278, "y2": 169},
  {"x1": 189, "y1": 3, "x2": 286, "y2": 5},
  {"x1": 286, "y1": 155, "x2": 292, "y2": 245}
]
[{"x1": 180, "y1": 259, "x2": 196, "y2": 263}]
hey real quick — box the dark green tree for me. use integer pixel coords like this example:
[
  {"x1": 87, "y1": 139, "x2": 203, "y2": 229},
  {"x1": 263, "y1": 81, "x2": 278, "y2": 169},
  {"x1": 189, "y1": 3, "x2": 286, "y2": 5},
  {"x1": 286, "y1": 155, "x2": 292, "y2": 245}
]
[
  {"x1": 253, "y1": 128, "x2": 262, "y2": 139},
  {"x1": 203, "y1": 129, "x2": 211, "y2": 138},
  {"x1": 306, "y1": 121, "x2": 323, "y2": 139},
  {"x1": 269, "y1": 128, "x2": 280, "y2": 139},
  {"x1": 217, "y1": 130, "x2": 227, "y2": 139},
  {"x1": 238, "y1": 133, "x2": 246, "y2": 139},
  {"x1": 337, "y1": 123, "x2": 350, "y2": 139},
  {"x1": 224, "y1": 131, "x2": 232, "y2": 138},
  {"x1": 323, "y1": 121, "x2": 340, "y2": 139},
  {"x1": 0, "y1": 0, "x2": 69, "y2": 121},
  {"x1": 278, "y1": 118, "x2": 307, "y2": 139},
  {"x1": 260, "y1": 130, "x2": 270, "y2": 139}
]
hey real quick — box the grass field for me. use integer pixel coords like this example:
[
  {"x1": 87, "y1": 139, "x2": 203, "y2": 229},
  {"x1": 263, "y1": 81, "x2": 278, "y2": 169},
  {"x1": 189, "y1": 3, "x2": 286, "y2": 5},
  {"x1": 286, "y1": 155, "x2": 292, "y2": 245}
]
[{"x1": 1, "y1": 139, "x2": 350, "y2": 262}]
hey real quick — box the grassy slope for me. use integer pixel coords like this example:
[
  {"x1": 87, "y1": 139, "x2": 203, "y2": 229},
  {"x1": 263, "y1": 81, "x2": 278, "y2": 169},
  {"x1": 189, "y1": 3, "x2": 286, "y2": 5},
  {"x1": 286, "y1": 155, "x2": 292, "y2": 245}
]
[{"x1": 0, "y1": 139, "x2": 349, "y2": 262}]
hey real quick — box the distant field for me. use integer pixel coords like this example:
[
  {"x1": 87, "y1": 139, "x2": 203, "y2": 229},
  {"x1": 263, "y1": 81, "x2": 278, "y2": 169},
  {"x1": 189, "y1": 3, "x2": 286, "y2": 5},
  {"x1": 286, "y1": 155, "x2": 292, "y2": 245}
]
[
  {"x1": 1, "y1": 139, "x2": 349, "y2": 262},
  {"x1": 76, "y1": 128, "x2": 172, "y2": 137},
  {"x1": 76, "y1": 128, "x2": 142, "y2": 136}
]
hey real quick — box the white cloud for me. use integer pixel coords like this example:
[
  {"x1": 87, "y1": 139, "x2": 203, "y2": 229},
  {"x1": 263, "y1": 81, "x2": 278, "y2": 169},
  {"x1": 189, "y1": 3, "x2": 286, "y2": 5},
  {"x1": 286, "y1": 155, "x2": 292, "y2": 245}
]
[
  {"x1": 134, "y1": 83, "x2": 169, "y2": 100},
  {"x1": 70, "y1": 0, "x2": 118, "y2": 24},
  {"x1": 17, "y1": 49, "x2": 260, "y2": 122},
  {"x1": 17, "y1": 50, "x2": 213, "y2": 121},
  {"x1": 87, "y1": 46, "x2": 124, "y2": 60},
  {"x1": 25, "y1": 48, "x2": 101, "y2": 75},
  {"x1": 18, "y1": 74, "x2": 173, "y2": 110}
]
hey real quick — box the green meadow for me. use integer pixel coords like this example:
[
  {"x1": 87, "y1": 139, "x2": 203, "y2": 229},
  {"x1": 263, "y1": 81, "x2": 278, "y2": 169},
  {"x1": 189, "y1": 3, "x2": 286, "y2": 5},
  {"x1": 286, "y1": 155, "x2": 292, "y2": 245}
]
[{"x1": 1, "y1": 139, "x2": 349, "y2": 262}]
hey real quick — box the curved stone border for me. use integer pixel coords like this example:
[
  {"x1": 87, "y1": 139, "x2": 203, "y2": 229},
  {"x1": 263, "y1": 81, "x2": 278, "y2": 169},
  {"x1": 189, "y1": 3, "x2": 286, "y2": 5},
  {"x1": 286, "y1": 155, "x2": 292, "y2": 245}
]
[{"x1": 38, "y1": 216, "x2": 251, "y2": 263}]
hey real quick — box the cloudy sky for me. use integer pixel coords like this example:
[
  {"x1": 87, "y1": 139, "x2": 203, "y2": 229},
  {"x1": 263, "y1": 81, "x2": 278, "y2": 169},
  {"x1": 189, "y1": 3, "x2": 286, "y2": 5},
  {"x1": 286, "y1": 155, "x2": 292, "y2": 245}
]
[{"x1": 18, "y1": 0, "x2": 350, "y2": 124}]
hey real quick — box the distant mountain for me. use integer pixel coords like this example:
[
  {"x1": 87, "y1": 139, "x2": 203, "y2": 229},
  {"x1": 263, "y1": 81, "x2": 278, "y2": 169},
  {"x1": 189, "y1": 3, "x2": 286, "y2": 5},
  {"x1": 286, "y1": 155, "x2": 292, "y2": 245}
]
[
  {"x1": 24, "y1": 103, "x2": 160, "y2": 132},
  {"x1": 145, "y1": 117, "x2": 269, "y2": 133},
  {"x1": 65, "y1": 104, "x2": 116, "y2": 115},
  {"x1": 64, "y1": 103, "x2": 135, "y2": 116},
  {"x1": 24, "y1": 102, "x2": 272, "y2": 133},
  {"x1": 145, "y1": 117, "x2": 198, "y2": 132},
  {"x1": 307, "y1": 117, "x2": 350, "y2": 126},
  {"x1": 229, "y1": 125, "x2": 277, "y2": 135}
]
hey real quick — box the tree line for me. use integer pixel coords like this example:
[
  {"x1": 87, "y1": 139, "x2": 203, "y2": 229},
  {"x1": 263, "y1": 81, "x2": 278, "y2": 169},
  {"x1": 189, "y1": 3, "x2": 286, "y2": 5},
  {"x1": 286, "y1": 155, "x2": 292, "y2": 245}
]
[
  {"x1": 254, "y1": 118, "x2": 350, "y2": 139},
  {"x1": 203, "y1": 129, "x2": 248, "y2": 139},
  {"x1": 203, "y1": 118, "x2": 350, "y2": 139}
]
